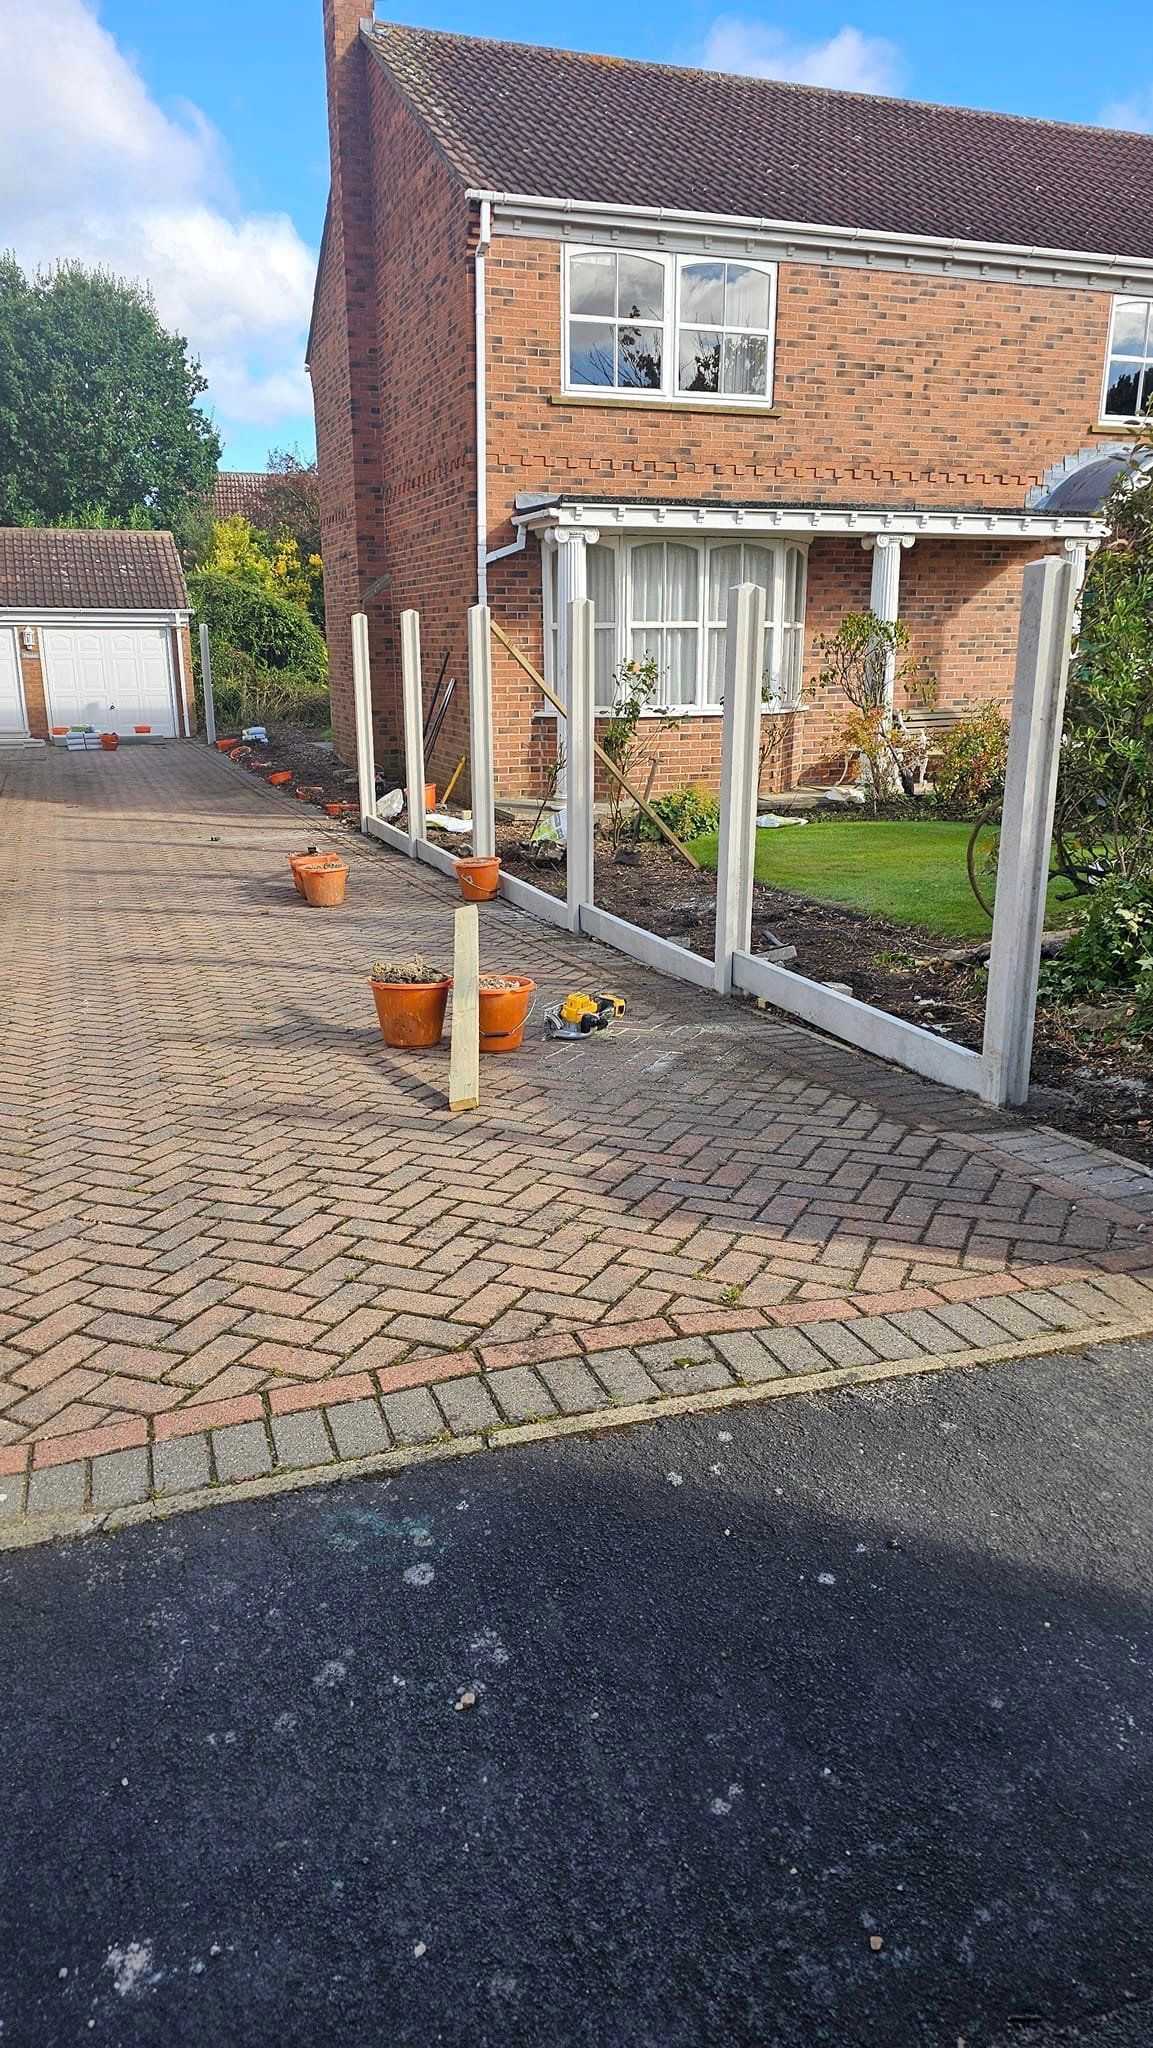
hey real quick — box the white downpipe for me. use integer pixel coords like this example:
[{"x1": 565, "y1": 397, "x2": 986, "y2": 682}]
[{"x1": 474, "y1": 198, "x2": 492, "y2": 608}]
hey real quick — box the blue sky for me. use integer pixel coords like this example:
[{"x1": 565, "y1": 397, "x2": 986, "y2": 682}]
[{"x1": 4, "y1": 0, "x2": 1151, "y2": 472}]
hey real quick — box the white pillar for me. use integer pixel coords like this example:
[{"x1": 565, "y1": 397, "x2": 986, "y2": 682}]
[
  {"x1": 400, "y1": 609, "x2": 427, "y2": 853},
  {"x1": 714, "y1": 582, "x2": 767, "y2": 994},
  {"x1": 981, "y1": 555, "x2": 1078, "y2": 1108},
  {"x1": 550, "y1": 527, "x2": 599, "y2": 828},
  {"x1": 351, "y1": 611, "x2": 377, "y2": 829},
  {"x1": 863, "y1": 536, "x2": 914, "y2": 706},
  {"x1": 467, "y1": 604, "x2": 496, "y2": 859},
  {"x1": 198, "y1": 622, "x2": 216, "y2": 747},
  {"x1": 565, "y1": 597, "x2": 595, "y2": 932}
]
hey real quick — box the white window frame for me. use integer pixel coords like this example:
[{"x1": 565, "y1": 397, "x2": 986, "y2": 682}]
[
  {"x1": 562, "y1": 247, "x2": 778, "y2": 409},
  {"x1": 1101, "y1": 294, "x2": 1153, "y2": 423},
  {"x1": 544, "y1": 535, "x2": 808, "y2": 716}
]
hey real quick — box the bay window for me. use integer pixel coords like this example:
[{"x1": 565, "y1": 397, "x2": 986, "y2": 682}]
[
  {"x1": 566, "y1": 248, "x2": 777, "y2": 404},
  {"x1": 545, "y1": 536, "x2": 807, "y2": 713}
]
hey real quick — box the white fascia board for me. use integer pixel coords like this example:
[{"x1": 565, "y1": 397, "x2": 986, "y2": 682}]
[
  {"x1": 513, "y1": 501, "x2": 1108, "y2": 542},
  {"x1": 468, "y1": 188, "x2": 1153, "y2": 295},
  {"x1": 0, "y1": 608, "x2": 190, "y2": 627}
]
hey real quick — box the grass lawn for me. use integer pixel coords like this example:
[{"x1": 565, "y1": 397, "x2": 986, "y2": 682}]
[{"x1": 690, "y1": 819, "x2": 1071, "y2": 942}]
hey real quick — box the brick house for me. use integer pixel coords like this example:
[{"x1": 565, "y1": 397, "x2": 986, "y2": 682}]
[
  {"x1": 0, "y1": 528, "x2": 195, "y2": 743},
  {"x1": 309, "y1": 6, "x2": 1147, "y2": 800}
]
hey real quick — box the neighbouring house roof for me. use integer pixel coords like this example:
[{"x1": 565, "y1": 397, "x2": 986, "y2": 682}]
[
  {"x1": 366, "y1": 21, "x2": 1153, "y2": 261},
  {"x1": 211, "y1": 472, "x2": 268, "y2": 521},
  {"x1": 0, "y1": 529, "x2": 190, "y2": 613}
]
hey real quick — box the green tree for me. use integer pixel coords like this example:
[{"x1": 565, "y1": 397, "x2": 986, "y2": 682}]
[{"x1": 0, "y1": 255, "x2": 220, "y2": 530}]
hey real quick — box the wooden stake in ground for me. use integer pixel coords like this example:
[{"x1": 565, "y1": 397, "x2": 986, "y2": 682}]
[{"x1": 448, "y1": 902, "x2": 480, "y2": 1112}]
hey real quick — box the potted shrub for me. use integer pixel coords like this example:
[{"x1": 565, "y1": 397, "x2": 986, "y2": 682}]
[
  {"x1": 369, "y1": 956, "x2": 451, "y2": 1047},
  {"x1": 478, "y1": 973, "x2": 535, "y2": 1053}
]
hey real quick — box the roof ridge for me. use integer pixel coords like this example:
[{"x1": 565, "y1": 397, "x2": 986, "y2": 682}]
[{"x1": 367, "y1": 18, "x2": 1150, "y2": 150}]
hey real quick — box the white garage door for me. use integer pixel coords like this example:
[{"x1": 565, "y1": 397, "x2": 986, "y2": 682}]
[
  {"x1": 0, "y1": 628, "x2": 27, "y2": 736},
  {"x1": 41, "y1": 626, "x2": 178, "y2": 737}
]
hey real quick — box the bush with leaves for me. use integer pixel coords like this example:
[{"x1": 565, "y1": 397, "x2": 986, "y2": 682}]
[
  {"x1": 813, "y1": 611, "x2": 936, "y2": 808},
  {"x1": 600, "y1": 656, "x2": 677, "y2": 852},
  {"x1": 1040, "y1": 876, "x2": 1153, "y2": 1015},
  {"x1": 929, "y1": 704, "x2": 1010, "y2": 816},
  {"x1": 637, "y1": 783, "x2": 721, "y2": 842},
  {"x1": 191, "y1": 571, "x2": 327, "y2": 685}
]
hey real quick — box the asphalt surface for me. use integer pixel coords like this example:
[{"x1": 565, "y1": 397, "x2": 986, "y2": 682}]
[{"x1": 3, "y1": 1340, "x2": 1153, "y2": 2048}]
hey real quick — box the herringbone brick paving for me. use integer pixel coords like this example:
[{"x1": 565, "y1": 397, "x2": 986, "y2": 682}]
[{"x1": 2, "y1": 743, "x2": 1153, "y2": 1520}]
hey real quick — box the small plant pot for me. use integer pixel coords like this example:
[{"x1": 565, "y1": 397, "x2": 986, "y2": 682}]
[
  {"x1": 268, "y1": 770, "x2": 293, "y2": 787},
  {"x1": 52, "y1": 726, "x2": 68, "y2": 736},
  {"x1": 369, "y1": 975, "x2": 451, "y2": 1049},
  {"x1": 216, "y1": 737, "x2": 239, "y2": 751},
  {"x1": 99, "y1": 733, "x2": 119, "y2": 751},
  {"x1": 424, "y1": 782, "x2": 437, "y2": 810},
  {"x1": 289, "y1": 851, "x2": 320, "y2": 897},
  {"x1": 478, "y1": 975, "x2": 535, "y2": 1054},
  {"x1": 134, "y1": 724, "x2": 151, "y2": 734},
  {"x1": 297, "y1": 856, "x2": 349, "y2": 907},
  {"x1": 455, "y1": 855, "x2": 501, "y2": 902},
  {"x1": 324, "y1": 802, "x2": 345, "y2": 818}
]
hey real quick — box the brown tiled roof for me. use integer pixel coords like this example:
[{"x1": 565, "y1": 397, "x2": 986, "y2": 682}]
[
  {"x1": 212, "y1": 471, "x2": 269, "y2": 520},
  {"x1": 0, "y1": 529, "x2": 189, "y2": 613},
  {"x1": 367, "y1": 22, "x2": 1153, "y2": 261}
]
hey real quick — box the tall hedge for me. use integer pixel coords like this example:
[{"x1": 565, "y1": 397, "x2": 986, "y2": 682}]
[{"x1": 189, "y1": 570, "x2": 328, "y2": 686}]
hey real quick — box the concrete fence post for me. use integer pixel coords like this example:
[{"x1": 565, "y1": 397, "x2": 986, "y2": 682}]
[
  {"x1": 565, "y1": 597, "x2": 596, "y2": 932},
  {"x1": 351, "y1": 612, "x2": 377, "y2": 830},
  {"x1": 714, "y1": 582, "x2": 766, "y2": 994},
  {"x1": 198, "y1": 622, "x2": 216, "y2": 748},
  {"x1": 467, "y1": 604, "x2": 496, "y2": 859},
  {"x1": 400, "y1": 609, "x2": 427, "y2": 854},
  {"x1": 981, "y1": 555, "x2": 1079, "y2": 1107}
]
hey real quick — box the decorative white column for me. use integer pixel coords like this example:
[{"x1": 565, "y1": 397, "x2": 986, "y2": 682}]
[
  {"x1": 547, "y1": 527, "x2": 599, "y2": 828},
  {"x1": 862, "y1": 535, "x2": 915, "y2": 705}
]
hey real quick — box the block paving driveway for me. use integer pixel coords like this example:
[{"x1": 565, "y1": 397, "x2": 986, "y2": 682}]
[{"x1": 3, "y1": 742, "x2": 1153, "y2": 1536}]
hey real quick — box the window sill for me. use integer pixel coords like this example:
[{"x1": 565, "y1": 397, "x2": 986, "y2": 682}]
[
  {"x1": 551, "y1": 392, "x2": 781, "y2": 418},
  {"x1": 1089, "y1": 419, "x2": 1141, "y2": 435}
]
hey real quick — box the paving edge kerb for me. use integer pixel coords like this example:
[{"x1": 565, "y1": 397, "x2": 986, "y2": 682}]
[{"x1": 4, "y1": 1312, "x2": 1153, "y2": 1555}]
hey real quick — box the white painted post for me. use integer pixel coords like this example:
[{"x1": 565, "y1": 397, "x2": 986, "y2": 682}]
[
  {"x1": 865, "y1": 536, "x2": 913, "y2": 706},
  {"x1": 981, "y1": 555, "x2": 1078, "y2": 1108},
  {"x1": 552, "y1": 530, "x2": 596, "y2": 832},
  {"x1": 565, "y1": 597, "x2": 595, "y2": 933},
  {"x1": 198, "y1": 622, "x2": 216, "y2": 747},
  {"x1": 714, "y1": 582, "x2": 766, "y2": 995},
  {"x1": 400, "y1": 609, "x2": 426, "y2": 853},
  {"x1": 351, "y1": 611, "x2": 377, "y2": 830},
  {"x1": 448, "y1": 903, "x2": 480, "y2": 1113},
  {"x1": 467, "y1": 604, "x2": 496, "y2": 859}
]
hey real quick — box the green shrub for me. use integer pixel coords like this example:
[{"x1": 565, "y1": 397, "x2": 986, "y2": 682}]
[
  {"x1": 190, "y1": 569, "x2": 328, "y2": 686},
  {"x1": 1041, "y1": 875, "x2": 1153, "y2": 1014},
  {"x1": 929, "y1": 705, "x2": 1010, "y2": 816},
  {"x1": 199, "y1": 647, "x2": 330, "y2": 731},
  {"x1": 637, "y1": 783, "x2": 721, "y2": 842}
]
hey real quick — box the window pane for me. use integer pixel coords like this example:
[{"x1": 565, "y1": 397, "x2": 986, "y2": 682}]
[
  {"x1": 663, "y1": 629, "x2": 698, "y2": 705},
  {"x1": 1111, "y1": 298, "x2": 1150, "y2": 357},
  {"x1": 617, "y1": 253, "x2": 664, "y2": 321},
  {"x1": 665, "y1": 543, "x2": 699, "y2": 621},
  {"x1": 587, "y1": 543, "x2": 616, "y2": 620},
  {"x1": 570, "y1": 322, "x2": 615, "y2": 385},
  {"x1": 594, "y1": 631, "x2": 616, "y2": 710},
  {"x1": 725, "y1": 263, "x2": 771, "y2": 330},
  {"x1": 679, "y1": 328, "x2": 721, "y2": 392},
  {"x1": 1142, "y1": 366, "x2": 1153, "y2": 414},
  {"x1": 722, "y1": 333, "x2": 769, "y2": 396},
  {"x1": 741, "y1": 544, "x2": 772, "y2": 600},
  {"x1": 630, "y1": 544, "x2": 665, "y2": 621},
  {"x1": 784, "y1": 546, "x2": 805, "y2": 623},
  {"x1": 618, "y1": 324, "x2": 663, "y2": 387},
  {"x1": 707, "y1": 544, "x2": 743, "y2": 621},
  {"x1": 1106, "y1": 363, "x2": 1142, "y2": 416},
  {"x1": 679, "y1": 259, "x2": 725, "y2": 324},
  {"x1": 570, "y1": 252, "x2": 615, "y2": 317},
  {"x1": 705, "y1": 627, "x2": 726, "y2": 704}
]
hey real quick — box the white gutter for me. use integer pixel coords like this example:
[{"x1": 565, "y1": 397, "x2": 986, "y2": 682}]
[
  {"x1": 474, "y1": 197, "x2": 492, "y2": 606},
  {"x1": 465, "y1": 188, "x2": 1153, "y2": 292}
]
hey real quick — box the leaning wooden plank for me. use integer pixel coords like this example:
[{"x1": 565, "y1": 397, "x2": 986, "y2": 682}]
[
  {"x1": 448, "y1": 903, "x2": 480, "y2": 1112},
  {"x1": 489, "y1": 619, "x2": 700, "y2": 871}
]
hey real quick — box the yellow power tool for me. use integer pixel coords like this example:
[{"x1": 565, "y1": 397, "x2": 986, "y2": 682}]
[{"x1": 544, "y1": 991, "x2": 627, "y2": 1039}]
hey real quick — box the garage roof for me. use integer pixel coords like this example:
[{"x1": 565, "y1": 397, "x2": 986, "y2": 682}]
[{"x1": 0, "y1": 529, "x2": 189, "y2": 613}]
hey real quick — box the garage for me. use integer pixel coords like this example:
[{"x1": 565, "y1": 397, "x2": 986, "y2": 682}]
[
  {"x1": 41, "y1": 625, "x2": 179, "y2": 737},
  {"x1": 0, "y1": 527, "x2": 194, "y2": 743}
]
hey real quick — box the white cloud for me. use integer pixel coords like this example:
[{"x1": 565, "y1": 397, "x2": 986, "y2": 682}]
[
  {"x1": 1100, "y1": 89, "x2": 1153, "y2": 134},
  {"x1": 0, "y1": 0, "x2": 317, "y2": 455},
  {"x1": 696, "y1": 17, "x2": 904, "y2": 94}
]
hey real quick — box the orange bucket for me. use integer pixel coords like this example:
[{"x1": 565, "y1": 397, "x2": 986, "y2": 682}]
[
  {"x1": 369, "y1": 975, "x2": 451, "y2": 1048},
  {"x1": 477, "y1": 975, "x2": 535, "y2": 1054},
  {"x1": 455, "y1": 855, "x2": 501, "y2": 902},
  {"x1": 269, "y1": 769, "x2": 292, "y2": 787},
  {"x1": 297, "y1": 857, "x2": 349, "y2": 907},
  {"x1": 99, "y1": 733, "x2": 119, "y2": 751},
  {"x1": 289, "y1": 850, "x2": 320, "y2": 896},
  {"x1": 424, "y1": 782, "x2": 437, "y2": 810}
]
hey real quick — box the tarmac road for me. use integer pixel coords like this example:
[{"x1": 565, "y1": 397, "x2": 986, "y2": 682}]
[{"x1": 2, "y1": 1339, "x2": 1152, "y2": 2047}]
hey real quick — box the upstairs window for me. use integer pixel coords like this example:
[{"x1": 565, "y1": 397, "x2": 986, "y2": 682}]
[
  {"x1": 565, "y1": 248, "x2": 776, "y2": 405},
  {"x1": 1103, "y1": 297, "x2": 1153, "y2": 420}
]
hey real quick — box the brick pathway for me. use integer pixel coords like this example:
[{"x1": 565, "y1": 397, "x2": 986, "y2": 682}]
[{"x1": 3, "y1": 743, "x2": 1153, "y2": 1541}]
